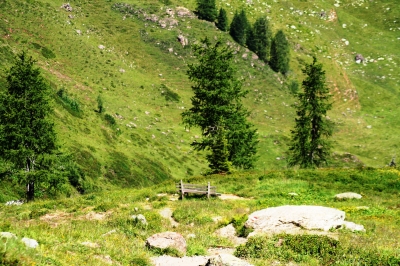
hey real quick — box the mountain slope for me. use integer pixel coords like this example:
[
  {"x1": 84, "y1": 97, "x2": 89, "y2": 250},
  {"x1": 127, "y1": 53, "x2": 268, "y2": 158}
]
[{"x1": 0, "y1": 0, "x2": 399, "y2": 193}]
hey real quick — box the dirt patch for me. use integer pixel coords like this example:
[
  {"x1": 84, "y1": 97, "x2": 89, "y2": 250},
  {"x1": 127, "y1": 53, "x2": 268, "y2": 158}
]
[
  {"x1": 219, "y1": 194, "x2": 249, "y2": 200},
  {"x1": 79, "y1": 211, "x2": 113, "y2": 221},
  {"x1": 40, "y1": 211, "x2": 72, "y2": 227}
]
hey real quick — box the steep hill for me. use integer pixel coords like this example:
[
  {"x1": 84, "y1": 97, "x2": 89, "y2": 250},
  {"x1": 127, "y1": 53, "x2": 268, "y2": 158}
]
[{"x1": 0, "y1": 0, "x2": 399, "y2": 193}]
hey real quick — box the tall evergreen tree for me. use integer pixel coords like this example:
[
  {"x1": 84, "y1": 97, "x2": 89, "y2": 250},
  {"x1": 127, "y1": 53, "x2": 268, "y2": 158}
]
[
  {"x1": 216, "y1": 7, "x2": 228, "y2": 32},
  {"x1": 0, "y1": 52, "x2": 60, "y2": 201},
  {"x1": 229, "y1": 10, "x2": 249, "y2": 46},
  {"x1": 246, "y1": 17, "x2": 272, "y2": 62},
  {"x1": 182, "y1": 38, "x2": 258, "y2": 172},
  {"x1": 196, "y1": 0, "x2": 217, "y2": 22},
  {"x1": 270, "y1": 30, "x2": 290, "y2": 74},
  {"x1": 206, "y1": 122, "x2": 232, "y2": 173},
  {"x1": 287, "y1": 57, "x2": 333, "y2": 168}
]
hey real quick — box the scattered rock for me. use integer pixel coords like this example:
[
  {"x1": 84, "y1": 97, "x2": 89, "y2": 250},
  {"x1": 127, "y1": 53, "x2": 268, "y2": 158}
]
[
  {"x1": 342, "y1": 221, "x2": 365, "y2": 232},
  {"x1": 245, "y1": 205, "x2": 346, "y2": 235},
  {"x1": 0, "y1": 232, "x2": 17, "y2": 239},
  {"x1": 102, "y1": 229, "x2": 117, "y2": 237},
  {"x1": 81, "y1": 241, "x2": 100, "y2": 248},
  {"x1": 119, "y1": 68, "x2": 125, "y2": 73},
  {"x1": 214, "y1": 224, "x2": 236, "y2": 239},
  {"x1": 94, "y1": 255, "x2": 113, "y2": 265},
  {"x1": 168, "y1": 48, "x2": 174, "y2": 53},
  {"x1": 166, "y1": 8, "x2": 175, "y2": 17},
  {"x1": 159, "y1": 18, "x2": 179, "y2": 28},
  {"x1": 151, "y1": 255, "x2": 208, "y2": 266},
  {"x1": 366, "y1": 125, "x2": 372, "y2": 129},
  {"x1": 98, "y1": 45, "x2": 105, "y2": 50},
  {"x1": 335, "y1": 192, "x2": 362, "y2": 200},
  {"x1": 355, "y1": 54, "x2": 364, "y2": 63},
  {"x1": 206, "y1": 254, "x2": 254, "y2": 266},
  {"x1": 5, "y1": 200, "x2": 24, "y2": 206},
  {"x1": 288, "y1": 192, "x2": 298, "y2": 197},
  {"x1": 145, "y1": 14, "x2": 159, "y2": 23},
  {"x1": 146, "y1": 232, "x2": 187, "y2": 255},
  {"x1": 176, "y1": 7, "x2": 193, "y2": 18},
  {"x1": 76, "y1": 30, "x2": 81, "y2": 35},
  {"x1": 159, "y1": 208, "x2": 179, "y2": 227},
  {"x1": 212, "y1": 216, "x2": 223, "y2": 223},
  {"x1": 214, "y1": 224, "x2": 247, "y2": 246},
  {"x1": 68, "y1": 14, "x2": 74, "y2": 19},
  {"x1": 177, "y1": 35, "x2": 188, "y2": 47},
  {"x1": 21, "y1": 237, "x2": 39, "y2": 249},
  {"x1": 187, "y1": 233, "x2": 196, "y2": 238},
  {"x1": 131, "y1": 214, "x2": 147, "y2": 225},
  {"x1": 61, "y1": 3, "x2": 73, "y2": 12}
]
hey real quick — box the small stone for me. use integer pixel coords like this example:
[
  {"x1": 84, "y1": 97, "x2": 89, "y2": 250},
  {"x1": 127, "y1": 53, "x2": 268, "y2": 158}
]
[
  {"x1": 335, "y1": 192, "x2": 362, "y2": 200},
  {"x1": 131, "y1": 214, "x2": 148, "y2": 225},
  {"x1": 81, "y1": 241, "x2": 100, "y2": 248},
  {"x1": 366, "y1": 125, "x2": 372, "y2": 129},
  {"x1": 342, "y1": 221, "x2": 365, "y2": 232},
  {"x1": 98, "y1": 45, "x2": 105, "y2": 50},
  {"x1": 288, "y1": 192, "x2": 298, "y2": 196},
  {"x1": 0, "y1": 232, "x2": 17, "y2": 239},
  {"x1": 21, "y1": 237, "x2": 39, "y2": 248}
]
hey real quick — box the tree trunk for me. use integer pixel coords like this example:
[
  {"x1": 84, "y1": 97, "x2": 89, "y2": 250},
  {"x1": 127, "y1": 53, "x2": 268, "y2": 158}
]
[{"x1": 27, "y1": 181, "x2": 34, "y2": 202}]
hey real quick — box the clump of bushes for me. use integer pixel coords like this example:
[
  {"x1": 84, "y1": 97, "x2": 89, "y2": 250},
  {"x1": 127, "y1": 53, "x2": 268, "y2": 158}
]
[
  {"x1": 56, "y1": 88, "x2": 81, "y2": 117},
  {"x1": 235, "y1": 234, "x2": 400, "y2": 265}
]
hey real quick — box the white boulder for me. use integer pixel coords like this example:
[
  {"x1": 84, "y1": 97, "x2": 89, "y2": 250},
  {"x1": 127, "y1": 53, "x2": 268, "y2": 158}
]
[{"x1": 245, "y1": 205, "x2": 346, "y2": 234}]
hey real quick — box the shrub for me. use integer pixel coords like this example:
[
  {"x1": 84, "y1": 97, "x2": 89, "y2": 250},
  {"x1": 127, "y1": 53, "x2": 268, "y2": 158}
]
[{"x1": 104, "y1": 113, "x2": 116, "y2": 125}]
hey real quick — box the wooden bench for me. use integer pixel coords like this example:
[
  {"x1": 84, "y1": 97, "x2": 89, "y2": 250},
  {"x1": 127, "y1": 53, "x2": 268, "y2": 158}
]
[{"x1": 176, "y1": 180, "x2": 221, "y2": 199}]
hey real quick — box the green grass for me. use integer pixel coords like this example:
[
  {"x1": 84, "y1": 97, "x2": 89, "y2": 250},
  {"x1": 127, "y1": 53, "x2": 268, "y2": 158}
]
[{"x1": 0, "y1": 168, "x2": 399, "y2": 265}]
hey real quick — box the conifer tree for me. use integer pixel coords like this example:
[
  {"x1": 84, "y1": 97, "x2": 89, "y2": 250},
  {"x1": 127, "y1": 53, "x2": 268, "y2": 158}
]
[
  {"x1": 182, "y1": 38, "x2": 258, "y2": 172},
  {"x1": 230, "y1": 10, "x2": 249, "y2": 46},
  {"x1": 216, "y1": 7, "x2": 228, "y2": 31},
  {"x1": 246, "y1": 17, "x2": 272, "y2": 62},
  {"x1": 196, "y1": 0, "x2": 217, "y2": 22},
  {"x1": 206, "y1": 123, "x2": 232, "y2": 173},
  {"x1": 270, "y1": 30, "x2": 290, "y2": 74},
  {"x1": 287, "y1": 57, "x2": 333, "y2": 168},
  {"x1": 0, "y1": 52, "x2": 60, "y2": 201}
]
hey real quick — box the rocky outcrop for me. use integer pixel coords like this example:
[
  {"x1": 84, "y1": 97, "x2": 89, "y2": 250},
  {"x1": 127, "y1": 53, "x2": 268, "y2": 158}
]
[{"x1": 146, "y1": 232, "x2": 187, "y2": 255}]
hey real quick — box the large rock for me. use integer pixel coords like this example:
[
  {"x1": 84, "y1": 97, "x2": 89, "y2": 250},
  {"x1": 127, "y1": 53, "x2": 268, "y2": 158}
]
[
  {"x1": 245, "y1": 205, "x2": 345, "y2": 235},
  {"x1": 214, "y1": 224, "x2": 247, "y2": 246},
  {"x1": 335, "y1": 192, "x2": 362, "y2": 200},
  {"x1": 146, "y1": 232, "x2": 187, "y2": 256}
]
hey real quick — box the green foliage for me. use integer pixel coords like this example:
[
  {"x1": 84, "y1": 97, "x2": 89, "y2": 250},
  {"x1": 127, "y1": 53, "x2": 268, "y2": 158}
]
[
  {"x1": 235, "y1": 234, "x2": 400, "y2": 265},
  {"x1": 230, "y1": 10, "x2": 249, "y2": 46},
  {"x1": 160, "y1": 84, "x2": 180, "y2": 102},
  {"x1": 104, "y1": 113, "x2": 116, "y2": 126},
  {"x1": 206, "y1": 124, "x2": 232, "y2": 174},
  {"x1": 56, "y1": 88, "x2": 81, "y2": 117},
  {"x1": 182, "y1": 38, "x2": 258, "y2": 171},
  {"x1": 230, "y1": 214, "x2": 252, "y2": 237},
  {"x1": 246, "y1": 17, "x2": 272, "y2": 62},
  {"x1": 288, "y1": 80, "x2": 299, "y2": 95},
  {"x1": 97, "y1": 95, "x2": 104, "y2": 113},
  {"x1": 0, "y1": 52, "x2": 63, "y2": 201},
  {"x1": 216, "y1": 8, "x2": 228, "y2": 32},
  {"x1": 270, "y1": 30, "x2": 290, "y2": 74},
  {"x1": 287, "y1": 57, "x2": 333, "y2": 168},
  {"x1": 196, "y1": 0, "x2": 217, "y2": 22}
]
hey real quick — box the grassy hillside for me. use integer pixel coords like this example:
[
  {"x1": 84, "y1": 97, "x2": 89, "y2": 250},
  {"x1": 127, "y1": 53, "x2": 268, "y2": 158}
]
[
  {"x1": 0, "y1": 168, "x2": 399, "y2": 265},
  {"x1": 0, "y1": 0, "x2": 399, "y2": 196}
]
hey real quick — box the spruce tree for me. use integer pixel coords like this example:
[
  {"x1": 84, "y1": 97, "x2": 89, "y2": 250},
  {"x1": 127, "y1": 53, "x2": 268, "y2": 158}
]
[
  {"x1": 206, "y1": 122, "x2": 232, "y2": 174},
  {"x1": 216, "y1": 8, "x2": 228, "y2": 32},
  {"x1": 270, "y1": 30, "x2": 290, "y2": 74},
  {"x1": 196, "y1": 0, "x2": 217, "y2": 22},
  {"x1": 182, "y1": 38, "x2": 258, "y2": 172},
  {"x1": 287, "y1": 57, "x2": 333, "y2": 168},
  {"x1": 246, "y1": 17, "x2": 272, "y2": 62},
  {"x1": 229, "y1": 10, "x2": 249, "y2": 46},
  {"x1": 0, "y1": 52, "x2": 60, "y2": 201}
]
